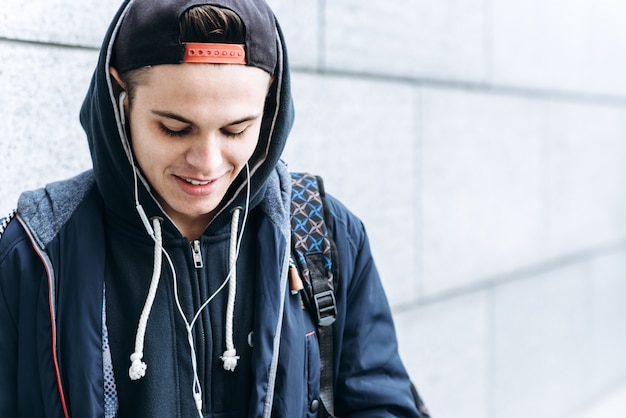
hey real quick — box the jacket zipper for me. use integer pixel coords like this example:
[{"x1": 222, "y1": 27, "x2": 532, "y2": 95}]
[
  {"x1": 191, "y1": 240, "x2": 203, "y2": 269},
  {"x1": 17, "y1": 215, "x2": 70, "y2": 418},
  {"x1": 190, "y1": 238, "x2": 207, "y2": 405}
]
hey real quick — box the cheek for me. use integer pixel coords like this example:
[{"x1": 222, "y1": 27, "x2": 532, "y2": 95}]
[
  {"x1": 128, "y1": 127, "x2": 153, "y2": 167},
  {"x1": 235, "y1": 137, "x2": 261, "y2": 169},
  {"x1": 240, "y1": 126, "x2": 264, "y2": 163},
  {"x1": 128, "y1": 112, "x2": 178, "y2": 164},
  {"x1": 129, "y1": 125, "x2": 174, "y2": 174}
]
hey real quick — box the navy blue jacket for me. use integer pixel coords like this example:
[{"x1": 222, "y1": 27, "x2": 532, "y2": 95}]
[{"x1": 0, "y1": 168, "x2": 421, "y2": 417}]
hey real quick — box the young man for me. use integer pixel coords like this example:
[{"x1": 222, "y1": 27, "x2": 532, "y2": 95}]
[{"x1": 0, "y1": 0, "x2": 426, "y2": 417}]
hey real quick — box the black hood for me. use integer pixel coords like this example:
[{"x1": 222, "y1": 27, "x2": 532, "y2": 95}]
[{"x1": 79, "y1": 0, "x2": 294, "y2": 237}]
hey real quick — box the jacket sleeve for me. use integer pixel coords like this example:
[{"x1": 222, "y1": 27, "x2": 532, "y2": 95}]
[
  {"x1": 0, "y1": 217, "x2": 56, "y2": 417},
  {"x1": 0, "y1": 218, "x2": 21, "y2": 416},
  {"x1": 327, "y1": 196, "x2": 425, "y2": 417}
]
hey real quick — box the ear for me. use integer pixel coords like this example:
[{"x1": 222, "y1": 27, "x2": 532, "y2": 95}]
[{"x1": 109, "y1": 67, "x2": 126, "y2": 100}]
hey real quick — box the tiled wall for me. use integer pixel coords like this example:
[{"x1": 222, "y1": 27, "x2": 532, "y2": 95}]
[{"x1": 2, "y1": 1, "x2": 626, "y2": 417}]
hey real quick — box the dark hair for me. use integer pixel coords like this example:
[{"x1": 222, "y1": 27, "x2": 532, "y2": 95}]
[
  {"x1": 120, "y1": 5, "x2": 246, "y2": 103},
  {"x1": 179, "y1": 5, "x2": 245, "y2": 44}
]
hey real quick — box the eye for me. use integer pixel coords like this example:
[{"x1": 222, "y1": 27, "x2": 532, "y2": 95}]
[
  {"x1": 222, "y1": 127, "x2": 247, "y2": 139},
  {"x1": 159, "y1": 123, "x2": 191, "y2": 138}
]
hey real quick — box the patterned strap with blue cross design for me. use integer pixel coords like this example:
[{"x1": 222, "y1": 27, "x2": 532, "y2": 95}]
[
  {"x1": 290, "y1": 172, "x2": 337, "y2": 417},
  {"x1": 289, "y1": 172, "x2": 336, "y2": 326}
]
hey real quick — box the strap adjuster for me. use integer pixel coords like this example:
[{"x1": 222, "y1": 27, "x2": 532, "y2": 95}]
[
  {"x1": 314, "y1": 290, "x2": 336, "y2": 327},
  {"x1": 183, "y1": 42, "x2": 246, "y2": 64}
]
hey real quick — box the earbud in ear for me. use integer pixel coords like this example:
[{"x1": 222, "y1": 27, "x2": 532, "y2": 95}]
[{"x1": 118, "y1": 91, "x2": 127, "y2": 127}]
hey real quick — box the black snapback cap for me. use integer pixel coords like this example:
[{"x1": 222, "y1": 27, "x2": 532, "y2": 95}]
[{"x1": 112, "y1": 0, "x2": 277, "y2": 75}]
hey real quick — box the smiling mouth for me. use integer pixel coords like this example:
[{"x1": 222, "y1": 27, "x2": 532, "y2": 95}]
[{"x1": 183, "y1": 178, "x2": 213, "y2": 186}]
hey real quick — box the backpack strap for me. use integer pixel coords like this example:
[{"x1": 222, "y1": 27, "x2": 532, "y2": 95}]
[
  {"x1": 290, "y1": 172, "x2": 337, "y2": 417},
  {"x1": 289, "y1": 173, "x2": 429, "y2": 417}
]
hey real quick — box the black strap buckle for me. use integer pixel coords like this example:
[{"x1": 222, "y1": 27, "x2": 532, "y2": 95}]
[{"x1": 314, "y1": 290, "x2": 336, "y2": 327}]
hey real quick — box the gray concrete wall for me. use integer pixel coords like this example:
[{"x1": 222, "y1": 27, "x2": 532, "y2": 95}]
[{"x1": 2, "y1": 1, "x2": 626, "y2": 417}]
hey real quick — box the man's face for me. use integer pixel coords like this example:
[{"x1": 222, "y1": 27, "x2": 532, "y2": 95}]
[{"x1": 125, "y1": 63, "x2": 271, "y2": 238}]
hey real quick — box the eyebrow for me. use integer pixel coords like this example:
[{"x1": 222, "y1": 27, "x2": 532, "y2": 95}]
[
  {"x1": 152, "y1": 110, "x2": 262, "y2": 127},
  {"x1": 152, "y1": 110, "x2": 193, "y2": 124}
]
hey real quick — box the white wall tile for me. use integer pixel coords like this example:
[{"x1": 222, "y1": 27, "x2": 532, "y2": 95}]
[
  {"x1": 421, "y1": 88, "x2": 546, "y2": 296},
  {"x1": 587, "y1": 249, "x2": 626, "y2": 395},
  {"x1": 490, "y1": 0, "x2": 626, "y2": 96},
  {"x1": 266, "y1": 0, "x2": 320, "y2": 69},
  {"x1": 0, "y1": 0, "x2": 120, "y2": 47},
  {"x1": 0, "y1": 42, "x2": 94, "y2": 215},
  {"x1": 284, "y1": 72, "x2": 420, "y2": 306},
  {"x1": 491, "y1": 265, "x2": 588, "y2": 418},
  {"x1": 545, "y1": 101, "x2": 626, "y2": 257},
  {"x1": 572, "y1": 384, "x2": 626, "y2": 418},
  {"x1": 325, "y1": 0, "x2": 487, "y2": 82},
  {"x1": 395, "y1": 293, "x2": 488, "y2": 418}
]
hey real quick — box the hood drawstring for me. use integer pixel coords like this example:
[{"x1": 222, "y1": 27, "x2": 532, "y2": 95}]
[
  {"x1": 129, "y1": 217, "x2": 164, "y2": 380},
  {"x1": 221, "y1": 207, "x2": 241, "y2": 371},
  {"x1": 127, "y1": 209, "x2": 244, "y2": 379},
  {"x1": 126, "y1": 162, "x2": 251, "y2": 416}
]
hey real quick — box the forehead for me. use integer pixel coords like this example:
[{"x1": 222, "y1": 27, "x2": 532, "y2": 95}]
[
  {"x1": 138, "y1": 63, "x2": 271, "y2": 90},
  {"x1": 132, "y1": 64, "x2": 272, "y2": 118}
]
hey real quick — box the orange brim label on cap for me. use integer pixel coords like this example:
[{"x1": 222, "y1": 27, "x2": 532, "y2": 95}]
[{"x1": 183, "y1": 43, "x2": 246, "y2": 64}]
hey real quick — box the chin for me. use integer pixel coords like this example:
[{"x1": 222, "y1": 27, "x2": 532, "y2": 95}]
[{"x1": 185, "y1": 205, "x2": 219, "y2": 219}]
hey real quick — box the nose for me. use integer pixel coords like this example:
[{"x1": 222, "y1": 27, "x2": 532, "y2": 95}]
[{"x1": 186, "y1": 135, "x2": 223, "y2": 172}]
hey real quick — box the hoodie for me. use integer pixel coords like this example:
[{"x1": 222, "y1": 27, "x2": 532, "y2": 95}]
[
  {"x1": 0, "y1": 0, "x2": 425, "y2": 416},
  {"x1": 79, "y1": 1, "x2": 295, "y2": 416}
]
